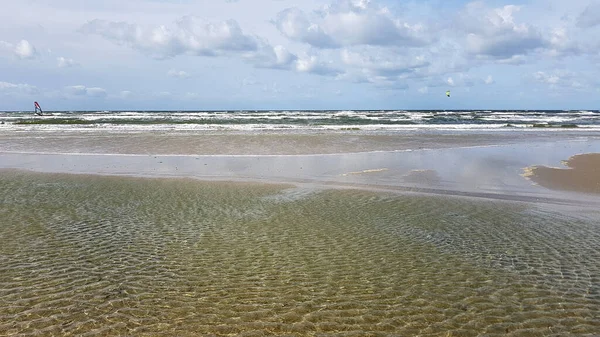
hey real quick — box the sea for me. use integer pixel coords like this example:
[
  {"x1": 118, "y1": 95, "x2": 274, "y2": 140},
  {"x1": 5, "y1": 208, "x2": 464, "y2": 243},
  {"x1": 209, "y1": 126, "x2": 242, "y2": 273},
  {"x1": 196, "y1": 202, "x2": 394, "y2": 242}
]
[{"x1": 1, "y1": 109, "x2": 599, "y2": 131}]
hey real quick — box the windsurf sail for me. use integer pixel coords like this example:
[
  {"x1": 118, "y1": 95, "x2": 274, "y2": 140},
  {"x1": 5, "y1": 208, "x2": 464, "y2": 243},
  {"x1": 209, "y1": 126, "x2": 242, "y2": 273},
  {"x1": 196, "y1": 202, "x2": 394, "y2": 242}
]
[
  {"x1": 34, "y1": 101, "x2": 43, "y2": 116},
  {"x1": 446, "y1": 91, "x2": 451, "y2": 97}
]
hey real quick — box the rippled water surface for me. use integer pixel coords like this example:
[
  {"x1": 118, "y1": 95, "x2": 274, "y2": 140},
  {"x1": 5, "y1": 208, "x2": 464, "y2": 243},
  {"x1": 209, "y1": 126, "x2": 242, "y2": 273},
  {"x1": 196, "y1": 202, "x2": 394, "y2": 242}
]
[{"x1": 1, "y1": 171, "x2": 599, "y2": 336}]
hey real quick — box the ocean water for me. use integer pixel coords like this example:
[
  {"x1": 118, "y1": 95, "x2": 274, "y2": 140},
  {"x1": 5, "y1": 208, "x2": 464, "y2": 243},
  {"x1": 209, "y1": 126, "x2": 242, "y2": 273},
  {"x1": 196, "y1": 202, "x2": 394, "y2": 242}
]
[
  {"x1": 1, "y1": 171, "x2": 599, "y2": 336},
  {"x1": 1, "y1": 110, "x2": 599, "y2": 132}
]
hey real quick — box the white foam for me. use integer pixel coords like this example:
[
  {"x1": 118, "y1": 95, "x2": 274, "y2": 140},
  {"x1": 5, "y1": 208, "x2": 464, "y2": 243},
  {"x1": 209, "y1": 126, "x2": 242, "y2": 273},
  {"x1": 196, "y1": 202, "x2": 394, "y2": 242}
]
[{"x1": 1, "y1": 110, "x2": 600, "y2": 132}]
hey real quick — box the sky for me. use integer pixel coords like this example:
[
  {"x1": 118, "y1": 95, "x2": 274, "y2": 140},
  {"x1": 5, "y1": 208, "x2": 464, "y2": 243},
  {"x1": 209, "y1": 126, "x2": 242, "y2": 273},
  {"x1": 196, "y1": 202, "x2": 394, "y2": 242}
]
[{"x1": 1, "y1": 0, "x2": 599, "y2": 110}]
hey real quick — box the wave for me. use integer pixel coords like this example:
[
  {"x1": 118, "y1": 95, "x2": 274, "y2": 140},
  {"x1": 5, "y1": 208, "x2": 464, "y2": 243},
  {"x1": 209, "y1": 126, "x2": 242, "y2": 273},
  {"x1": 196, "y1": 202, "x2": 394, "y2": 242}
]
[{"x1": 1, "y1": 110, "x2": 599, "y2": 132}]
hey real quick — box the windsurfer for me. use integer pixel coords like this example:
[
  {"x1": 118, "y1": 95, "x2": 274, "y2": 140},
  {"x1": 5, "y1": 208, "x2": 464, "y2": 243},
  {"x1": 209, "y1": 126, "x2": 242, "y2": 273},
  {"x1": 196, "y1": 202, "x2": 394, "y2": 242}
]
[{"x1": 34, "y1": 101, "x2": 43, "y2": 116}]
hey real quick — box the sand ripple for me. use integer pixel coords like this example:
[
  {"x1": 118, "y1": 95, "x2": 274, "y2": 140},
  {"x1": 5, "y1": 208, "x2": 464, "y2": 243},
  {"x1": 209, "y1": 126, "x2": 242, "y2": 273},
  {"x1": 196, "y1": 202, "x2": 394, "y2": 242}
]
[{"x1": 1, "y1": 171, "x2": 599, "y2": 336}]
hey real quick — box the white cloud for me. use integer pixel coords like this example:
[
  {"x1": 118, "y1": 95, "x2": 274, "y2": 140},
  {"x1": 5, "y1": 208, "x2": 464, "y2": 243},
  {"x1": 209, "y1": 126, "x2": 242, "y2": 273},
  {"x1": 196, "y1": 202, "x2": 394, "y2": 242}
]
[
  {"x1": 571, "y1": 81, "x2": 583, "y2": 88},
  {"x1": 544, "y1": 18, "x2": 600, "y2": 57},
  {"x1": 245, "y1": 42, "x2": 338, "y2": 76},
  {"x1": 167, "y1": 69, "x2": 191, "y2": 78},
  {"x1": 87, "y1": 87, "x2": 108, "y2": 97},
  {"x1": 14, "y1": 40, "x2": 37, "y2": 59},
  {"x1": 531, "y1": 70, "x2": 588, "y2": 89},
  {"x1": 243, "y1": 42, "x2": 298, "y2": 69},
  {"x1": 120, "y1": 90, "x2": 133, "y2": 98},
  {"x1": 533, "y1": 72, "x2": 560, "y2": 87},
  {"x1": 240, "y1": 77, "x2": 258, "y2": 87},
  {"x1": 65, "y1": 85, "x2": 107, "y2": 98},
  {"x1": 295, "y1": 53, "x2": 339, "y2": 75},
  {"x1": 336, "y1": 68, "x2": 409, "y2": 89},
  {"x1": 458, "y1": 3, "x2": 546, "y2": 61},
  {"x1": 547, "y1": 26, "x2": 576, "y2": 55},
  {"x1": 273, "y1": 0, "x2": 430, "y2": 48},
  {"x1": 66, "y1": 85, "x2": 87, "y2": 96},
  {"x1": 341, "y1": 48, "x2": 429, "y2": 78},
  {"x1": 1, "y1": 40, "x2": 42, "y2": 60},
  {"x1": 273, "y1": 8, "x2": 334, "y2": 48},
  {"x1": 57, "y1": 56, "x2": 78, "y2": 68},
  {"x1": 272, "y1": 45, "x2": 297, "y2": 66},
  {"x1": 484, "y1": 75, "x2": 494, "y2": 84},
  {"x1": 496, "y1": 54, "x2": 527, "y2": 65},
  {"x1": 80, "y1": 16, "x2": 259, "y2": 58},
  {"x1": 422, "y1": 72, "x2": 478, "y2": 89},
  {"x1": 335, "y1": 47, "x2": 434, "y2": 87},
  {"x1": 0, "y1": 81, "x2": 39, "y2": 95},
  {"x1": 0, "y1": 41, "x2": 13, "y2": 51}
]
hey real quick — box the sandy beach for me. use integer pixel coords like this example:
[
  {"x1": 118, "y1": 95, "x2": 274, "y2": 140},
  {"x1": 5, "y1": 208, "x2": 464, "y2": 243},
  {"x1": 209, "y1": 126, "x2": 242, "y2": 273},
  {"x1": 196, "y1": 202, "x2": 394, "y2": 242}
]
[{"x1": 1, "y1": 129, "x2": 600, "y2": 336}]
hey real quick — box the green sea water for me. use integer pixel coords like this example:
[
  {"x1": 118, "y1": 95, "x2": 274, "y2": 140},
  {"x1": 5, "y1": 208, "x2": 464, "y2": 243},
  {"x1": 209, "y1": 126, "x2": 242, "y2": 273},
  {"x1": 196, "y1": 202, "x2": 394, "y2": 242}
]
[{"x1": 0, "y1": 171, "x2": 598, "y2": 336}]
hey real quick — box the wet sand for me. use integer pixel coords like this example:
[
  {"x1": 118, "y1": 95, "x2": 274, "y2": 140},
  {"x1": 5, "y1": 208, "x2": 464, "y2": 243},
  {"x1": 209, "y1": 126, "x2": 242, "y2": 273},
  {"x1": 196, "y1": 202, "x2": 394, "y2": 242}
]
[
  {"x1": 1, "y1": 129, "x2": 598, "y2": 155},
  {"x1": 523, "y1": 153, "x2": 600, "y2": 194}
]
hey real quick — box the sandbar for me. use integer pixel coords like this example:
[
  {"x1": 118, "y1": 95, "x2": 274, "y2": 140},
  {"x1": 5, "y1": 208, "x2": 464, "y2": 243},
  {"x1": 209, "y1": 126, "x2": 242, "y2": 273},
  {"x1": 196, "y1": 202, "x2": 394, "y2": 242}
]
[{"x1": 523, "y1": 153, "x2": 600, "y2": 194}]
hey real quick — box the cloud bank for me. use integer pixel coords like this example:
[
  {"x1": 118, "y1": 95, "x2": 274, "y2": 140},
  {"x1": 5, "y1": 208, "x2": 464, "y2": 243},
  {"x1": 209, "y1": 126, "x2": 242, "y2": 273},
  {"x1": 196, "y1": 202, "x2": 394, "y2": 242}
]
[{"x1": 2, "y1": 0, "x2": 599, "y2": 109}]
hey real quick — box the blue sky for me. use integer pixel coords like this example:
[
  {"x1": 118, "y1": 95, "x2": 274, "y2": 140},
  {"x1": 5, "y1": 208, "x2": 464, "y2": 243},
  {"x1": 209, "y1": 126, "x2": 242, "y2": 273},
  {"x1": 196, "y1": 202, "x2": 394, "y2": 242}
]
[{"x1": 1, "y1": 0, "x2": 599, "y2": 110}]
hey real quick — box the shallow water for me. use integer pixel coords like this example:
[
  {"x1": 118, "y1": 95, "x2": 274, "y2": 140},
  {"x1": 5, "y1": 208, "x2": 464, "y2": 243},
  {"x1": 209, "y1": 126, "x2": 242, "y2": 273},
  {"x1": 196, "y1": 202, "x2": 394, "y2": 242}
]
[{"x1": 1, "y1": 171, "x2": 599, "y2": 336}]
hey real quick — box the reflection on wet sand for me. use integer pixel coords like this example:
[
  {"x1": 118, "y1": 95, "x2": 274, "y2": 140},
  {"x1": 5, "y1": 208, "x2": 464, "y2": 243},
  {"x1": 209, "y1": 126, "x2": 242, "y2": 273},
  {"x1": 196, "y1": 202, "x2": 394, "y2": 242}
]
[
  {"x1": 402, "y1": 169, "x2": 441, "y2": 185},
  {"x1": 523, "y1": 153, "x2": 600, "y2": 194}
]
